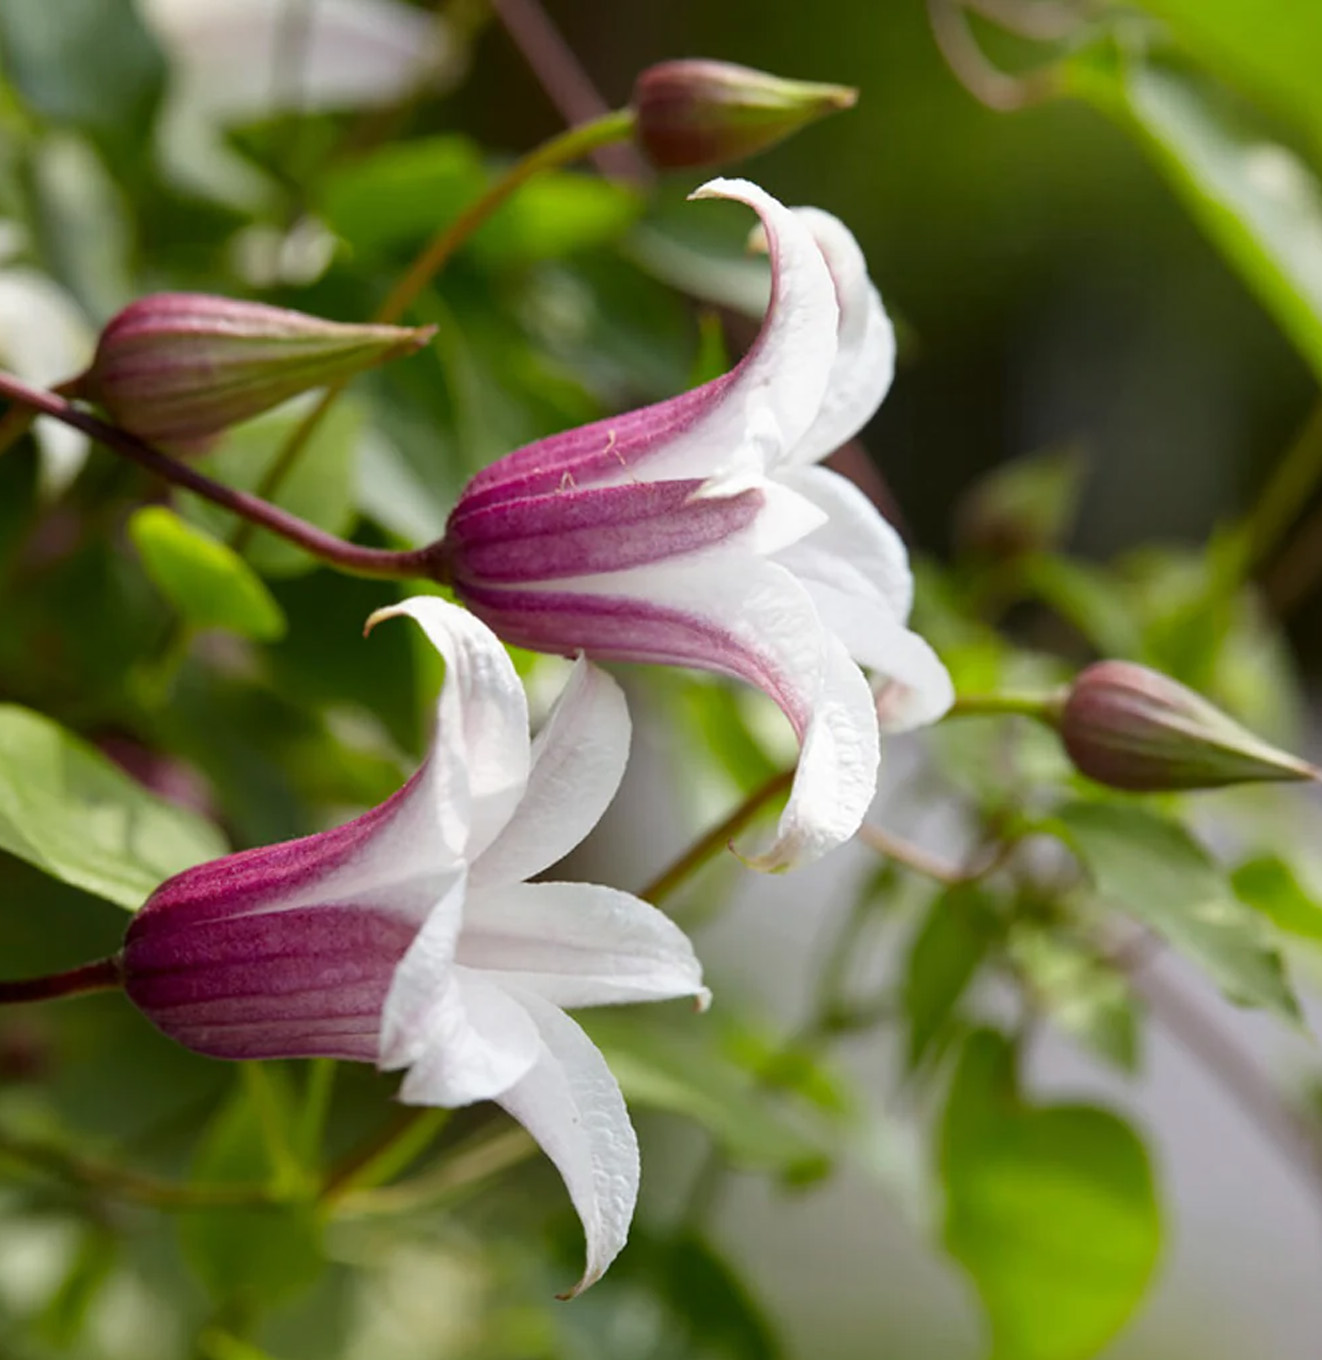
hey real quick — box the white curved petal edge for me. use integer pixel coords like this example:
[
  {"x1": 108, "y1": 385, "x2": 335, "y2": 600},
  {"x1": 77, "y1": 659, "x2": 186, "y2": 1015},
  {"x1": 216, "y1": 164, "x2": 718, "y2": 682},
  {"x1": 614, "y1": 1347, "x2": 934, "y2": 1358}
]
[
  {"x1": 495, "y1": 988, "x2": 641, "y2": 1297},
  {"x1": 469, "y1": 657, "x2": 631, "y2": 893},
  {"x1": 782, "y1": 206, "x2": 896, "y2": 468},
  {"x1": 620, "y1": 177, "x2": 839, "y2": 485},
  {"x1": 395, "y1": 965, "x2": 543, "y2": 1107},
  {"x1": 873, "y1": 630, "x2": 956, "y2": 732},
  {"x1": 369, "y1": 597, "x2": 531, "y2": 862},
  {"x1": 457, "y1": 881, "x2": 709, "y2": 1010},
  {"x1": 746, "y1": 633, "x2": 881, "y2": 871}
]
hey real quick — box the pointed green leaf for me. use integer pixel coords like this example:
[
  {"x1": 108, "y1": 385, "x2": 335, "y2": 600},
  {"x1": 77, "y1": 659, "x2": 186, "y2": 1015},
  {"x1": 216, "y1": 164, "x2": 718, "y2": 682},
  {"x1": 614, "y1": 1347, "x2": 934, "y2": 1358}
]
[
  {"x1": 942, "y1": 1031, "x2": 1161, "y2": 1360},
  {"x1": 1232, "y1": 854, "x2": 1322, "y2": 943},
  {"x1": 130, "y1": 507, "x2": 286, "y2": 642},
  {"x1": 0, "y1": 705, "x2": 226, "y2": 909},
  {"x1": 1051, "y1": 801, "x2": 1299, "y2": 1019}
]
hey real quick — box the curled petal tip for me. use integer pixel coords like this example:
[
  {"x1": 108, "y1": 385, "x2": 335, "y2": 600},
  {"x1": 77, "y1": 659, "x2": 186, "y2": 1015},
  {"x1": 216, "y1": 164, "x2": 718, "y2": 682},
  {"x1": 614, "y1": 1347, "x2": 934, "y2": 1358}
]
[{"x1": 693, "y1": 987, "x2": 713, "y2": 1014}]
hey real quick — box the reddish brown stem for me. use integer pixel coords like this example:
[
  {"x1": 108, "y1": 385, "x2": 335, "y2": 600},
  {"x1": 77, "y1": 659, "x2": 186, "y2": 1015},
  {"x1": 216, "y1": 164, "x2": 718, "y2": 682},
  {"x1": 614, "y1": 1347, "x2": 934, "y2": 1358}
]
[
  {"x1": 0, "y1": 372, "x2": 439, "y2": 580},
  {"x1": 0, "y1": 957, "x2": 123, "y2": 1004}
]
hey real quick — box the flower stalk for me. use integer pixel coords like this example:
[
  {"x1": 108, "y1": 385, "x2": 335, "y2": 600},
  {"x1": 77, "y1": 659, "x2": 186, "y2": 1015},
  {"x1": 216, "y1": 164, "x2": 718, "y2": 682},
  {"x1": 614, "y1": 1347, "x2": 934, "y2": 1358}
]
[
  {"x1": 0, "y1": 370, "x2": 439, "y2": 580},
  {"x1": 0, "y1": 957, "x2": 123, "y2": 1005}
]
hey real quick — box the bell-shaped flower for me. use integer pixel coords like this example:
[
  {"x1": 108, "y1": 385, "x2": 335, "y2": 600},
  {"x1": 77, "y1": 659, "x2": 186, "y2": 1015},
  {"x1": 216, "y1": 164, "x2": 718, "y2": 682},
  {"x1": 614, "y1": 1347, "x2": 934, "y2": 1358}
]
[
  {"x1": 120, "y1": 597, "x2": 706, "y2": 1294},
  {"x1": 436, "y1": 178, "x2": 953, "y2": 870}
]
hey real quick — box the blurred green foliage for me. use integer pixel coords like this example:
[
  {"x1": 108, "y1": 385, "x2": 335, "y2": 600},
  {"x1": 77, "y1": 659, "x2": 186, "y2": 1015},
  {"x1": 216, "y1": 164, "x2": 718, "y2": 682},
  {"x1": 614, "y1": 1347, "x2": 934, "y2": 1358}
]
[{"x1": 1, "y1": 1, "x2": 1322, "y2": 1358}]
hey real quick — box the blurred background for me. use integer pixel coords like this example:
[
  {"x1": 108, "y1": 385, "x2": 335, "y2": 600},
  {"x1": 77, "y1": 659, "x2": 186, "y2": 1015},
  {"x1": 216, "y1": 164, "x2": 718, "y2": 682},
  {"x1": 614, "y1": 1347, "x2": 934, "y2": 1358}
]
[{"x1": 3, "y1": 1, "x2": 1322, "y2": 1357}]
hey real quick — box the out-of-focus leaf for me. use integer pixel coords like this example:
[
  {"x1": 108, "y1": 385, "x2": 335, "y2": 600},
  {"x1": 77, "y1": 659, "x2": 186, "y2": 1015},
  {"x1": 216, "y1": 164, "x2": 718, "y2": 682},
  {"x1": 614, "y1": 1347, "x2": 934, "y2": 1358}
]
[
  {"x1": 1070, "y1": 46, "x2": 1322, "y2": 383},
  {"x1": 1013, "y1": 553, "x2": 1144, "y2": 657},
  {"x1": 191, "y1": 398, "x2": 362, "y2": 577},
  {"x1": 594, "y1": 1229, "x2": 785, "y2": 1360},
  {"x1": 1126, "y1": 0, "x2": 1322, "y2": 147},
  {"x1": 0, "y1": 704, "x2": 226, "y2": 910},
  {"x1": 580, "y1": 1010, "x2": 832, "y2": 1179},
  {"x1": 179, "y1": 1074, "x2": 323, "y2": 1310},
  {"x1": 903, "y1": 884, "x2": 1002, "y2": 1072},
  {"x1": 36, "y1": 1224, "x2": 115, "y2": 1348},
  {"x1": 1009, "y1": 928, "x2": 1140, "y2": 1071},
  {"x1": 689, "y1": 310, "x2": 731, "y2": 387},
  {"x1": 955, "y1": 448, "x2": 1086, "y2": 559},
  {"x1": 129, "y1": 506, "x2": 287, "y2": 642},
  {"x1": 941, "y1": 1030, "x2": 1161, "y2": 1360},
  {"x1": 319, "y1": 136, "x2": 485, "y2": 254},
  {"x1": 1051, "y1": 801, "x2": 1299, "y2": 1019},
  {"x1": 1232, "y1": 854, "x2": 1322, "y2": 943},
  {"x1": 473, "y1": 173, "x2": 641, "y2": 264},
  {"x1": 0, "y1": 0, "x2": 165, "y2": 165}
]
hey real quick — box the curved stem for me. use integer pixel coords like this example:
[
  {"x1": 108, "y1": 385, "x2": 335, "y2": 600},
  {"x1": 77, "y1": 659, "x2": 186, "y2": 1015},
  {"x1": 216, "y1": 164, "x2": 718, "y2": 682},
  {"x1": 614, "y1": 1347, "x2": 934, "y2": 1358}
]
[
  {"x1": 0, "y1": 957, "x2": 122, "y2": 1005},
  {"x1": 244, "y1": 106, "x2": 638, "y2": 524},
  {"x1": 947, "y1": 689, "x2": 1062, "y2": 722},
  {"x1": 0, "y1": 371, "x2": 436, "y2": 580},
  {"x1": 640, "y1": 766, "x2": 794, "y2": 906}
]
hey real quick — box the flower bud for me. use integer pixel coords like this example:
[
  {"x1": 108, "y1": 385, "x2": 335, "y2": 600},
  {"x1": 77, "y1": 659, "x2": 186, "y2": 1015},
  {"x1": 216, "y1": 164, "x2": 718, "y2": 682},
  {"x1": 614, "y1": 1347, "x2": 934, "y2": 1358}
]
[
  {"x1": 630, "y1": 60, "x2": 857, "y2": 170},
  {"x1": 1058, "y1": 660, "x2": 1318, "y2": 792},
  {"x1": 76, "y1": 293, "x2": 435, "y2": 445}
]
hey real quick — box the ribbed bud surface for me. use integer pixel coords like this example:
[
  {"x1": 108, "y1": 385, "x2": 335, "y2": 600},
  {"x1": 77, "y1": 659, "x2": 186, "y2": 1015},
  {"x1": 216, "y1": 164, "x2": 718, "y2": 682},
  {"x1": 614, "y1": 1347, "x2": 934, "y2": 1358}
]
[
  {"x1": 1059, "y1": 660, "x2": 1318, "y2": 792},
  {"x1": 79, "y1": 293, "x2": 434, "y2": 444},
  {"x1": 631, "y1": 60, "x2": 857, "y2": 170}
]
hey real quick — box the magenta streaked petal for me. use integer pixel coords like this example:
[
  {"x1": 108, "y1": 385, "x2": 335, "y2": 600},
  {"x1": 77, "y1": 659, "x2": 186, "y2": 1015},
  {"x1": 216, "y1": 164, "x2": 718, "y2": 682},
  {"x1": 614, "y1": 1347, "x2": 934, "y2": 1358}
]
[
  {"x1": 455, "y1": 178, "x2": 838, "y2": 511},
  {"x1": 455, "y1": 575, "x2": 811, "y2": 737},
  {"x1": 123, "y1": 904, "x2": 414, "y2": 1061},
  {"x1": 447, "y1": 480, "x2": 764, "y2": 584}
]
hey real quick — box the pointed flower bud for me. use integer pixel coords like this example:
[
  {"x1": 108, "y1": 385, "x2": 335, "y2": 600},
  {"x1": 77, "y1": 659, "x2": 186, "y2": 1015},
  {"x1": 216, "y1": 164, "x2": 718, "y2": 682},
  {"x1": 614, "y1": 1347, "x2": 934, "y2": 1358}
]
[
  {"x1": 1058, "y1": 660, "x2": 1319, "y2": 792},
  {"x1": 76, "y1": 293, "x2": 434, "y2": 445},
  {"x1": 630, "y1": 60, "x2": 857, "y2": 170}
]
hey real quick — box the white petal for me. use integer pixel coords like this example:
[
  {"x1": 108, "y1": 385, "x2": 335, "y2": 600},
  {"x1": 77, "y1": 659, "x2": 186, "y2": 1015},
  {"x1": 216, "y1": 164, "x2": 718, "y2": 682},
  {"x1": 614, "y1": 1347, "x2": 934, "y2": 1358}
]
[
  {"x1": 370, "y1": 597, "x2": 530, "y2": 862},
  {"x1": 470, "y1": 658, "x2": 631, "y2": 892},
  {"x1": 494, "y1": 988, "x2": 640, "y2": 1295},
  {"x1": 457, "y1": 881, "x2": 709, "y2": 1009},
  {"x1": 775, "y1": 464, "x2": 913, "y2": 620},
  {"x1": 529, "y1": 550, "x2": 880, "y2": 869},
  {"x1": 781, "y1": 207, "x2": 896, "y2": 468},
  {"x1": 141, "y1": 0, "x2": 450, "y2": 119},
  {"x1": 749, "y1": 632, "x2": 881, "y2": 871},
  {"x1": 603, "y1": 178, "x2": 839, "y2": 486},
  {"x1": 870, "y1": 628, "x2": 956, "y2": 733},
  {"x1": 377, "y1": 871, "x2": 469, "y2": 1069},
  {"x1": 395, "y1": 967, "x2": 542, "y2": 1107}
]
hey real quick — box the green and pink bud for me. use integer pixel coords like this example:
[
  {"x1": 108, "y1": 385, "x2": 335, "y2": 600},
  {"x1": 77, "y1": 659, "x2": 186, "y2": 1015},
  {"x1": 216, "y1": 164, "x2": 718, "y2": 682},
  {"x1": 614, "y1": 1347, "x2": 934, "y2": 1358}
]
[
  {"x1": 74, "y1": 293, "x2": 434, "y2": 446},
  {"x1": 630, "y1": 60, "x2": 857, "y2": 170},
  {"x1": 1058, "y1": 660, "x2": 1318, "y2": 792}
]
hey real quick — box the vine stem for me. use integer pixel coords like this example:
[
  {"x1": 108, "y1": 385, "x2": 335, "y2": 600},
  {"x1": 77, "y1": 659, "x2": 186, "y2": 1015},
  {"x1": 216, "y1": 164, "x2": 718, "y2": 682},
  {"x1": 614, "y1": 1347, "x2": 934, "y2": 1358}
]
[
  {"x1": 243, "y1": 105, "x2": 638, "y2": 523},
  {"x1": 0, "y1": 371, "x2": 437, "y2": 580},
  {"x1": 639, "y1": 766, "x2": 794, "y2": 907},
  {"x1": 0, "y1": 957, "x2": 122, "y2": 1004},
  {"x1": 947, "y1": 689, "x2": 1062, "y2": 722}
]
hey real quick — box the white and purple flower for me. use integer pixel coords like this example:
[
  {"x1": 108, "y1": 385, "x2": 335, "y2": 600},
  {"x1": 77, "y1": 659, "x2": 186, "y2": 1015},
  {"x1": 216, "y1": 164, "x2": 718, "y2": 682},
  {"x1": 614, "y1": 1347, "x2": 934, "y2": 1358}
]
[
  {"x1": 437, "y1": 178, "x2": 953, "y2": 870},
  {"x1": 121, "y1": 596, "x2": 706, "y2": 1294}
]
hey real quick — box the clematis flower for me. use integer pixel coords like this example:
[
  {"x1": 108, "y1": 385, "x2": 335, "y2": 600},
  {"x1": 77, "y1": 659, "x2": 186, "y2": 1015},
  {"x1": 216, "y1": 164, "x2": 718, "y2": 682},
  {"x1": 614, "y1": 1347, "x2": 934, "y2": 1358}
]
[
  {"x1": 120, "y1": 597, "x2": 706, "y2": 1294},
  {"x1": 436, "y1": 178, "x2": 953, "y2": 870}
]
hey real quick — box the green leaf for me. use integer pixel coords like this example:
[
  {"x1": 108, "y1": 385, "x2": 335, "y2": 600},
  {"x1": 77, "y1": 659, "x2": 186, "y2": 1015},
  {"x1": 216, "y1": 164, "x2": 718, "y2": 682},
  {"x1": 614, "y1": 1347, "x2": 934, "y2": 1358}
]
[
  {"x1": 0, "y1": 704, "x2": 226, "y2": 909},
  {"x1": 1051, "y1": 801, "x2": 1299, "y2": 1019},
  {"x1": 1013, "y1": 553, "x2": 1144, "y2": 658},
  {"x1": 472, "y1": 173, "x2": 641, "y2": 264},
  {"x1": 1071, "y1": 47, "x2": 1322, "y2": 383},
  {"x1": 942, "y1": 1030, "x2": 1161, "y2": 1360},
  {"x1": 179, "y1": 1074, "x2": 323, "y2": 1311},
  {"x1": 1008, "y1": 928, "x2": 1140, "y2": 1072},
  {"x1": 0, "y1": 0, "x2": 165, "y2": 164},
  {"x1": 580, "y1": 1010, "x2": 832, "y2": 1179},
  {"x1": 903, "y1": 884, "x2": 1002, "y2": 1072},
  {"x1": 129, "y1": 507, "x2": 287, "y2": 642},
  {"x1": 191, "y1": 399, "x2": 362, "y2": 577},
  {"x1": 1126, "y1": 0, "x2": 1322, "y2": 147},
  {"x1": 319, "y1": 136, "x2": 486, "y2": 254},
  {"x1": 956, "y1": 448, "x2": 1086, "y2": 559},
  {"x1": 1232, "y1": 854, "x2": 1322, "y2": 943}
]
